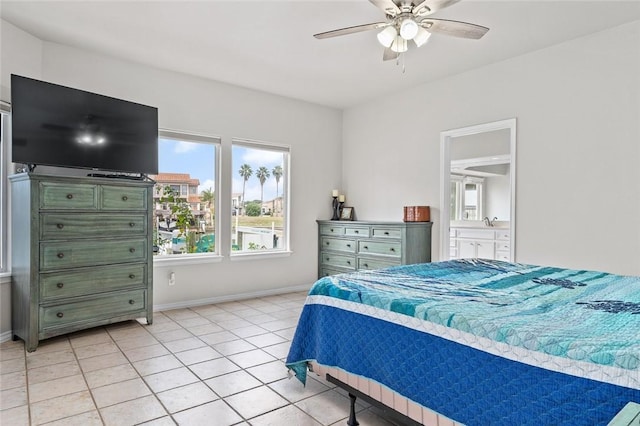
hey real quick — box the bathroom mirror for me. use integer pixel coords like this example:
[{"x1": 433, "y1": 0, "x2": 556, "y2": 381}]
[{"x1": 440, "y1": 119, "x2": 516, "y2": 261}]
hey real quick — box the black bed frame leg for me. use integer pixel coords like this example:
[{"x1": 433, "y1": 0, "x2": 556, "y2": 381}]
[{"x1": 347, "y1": 393, "x2": 359, "y2": 426}]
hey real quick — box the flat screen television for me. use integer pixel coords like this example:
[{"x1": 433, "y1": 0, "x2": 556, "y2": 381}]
[{"x1": 11, "y1": 74, "x2": 158, "y2": 175}]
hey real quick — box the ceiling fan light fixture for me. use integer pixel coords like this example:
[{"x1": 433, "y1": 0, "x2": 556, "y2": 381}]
[
  {"x1": 390, "y1": 35, "x2": 408, "y2": 53},
  {"x1": 377, "y1": 26, "x2": 397, "y2": 48},
  {"x1": 413, "y1": 27, "x2": 432, "y2": 47},
  {"x1": 399, "y1": 18, "x2": 419, "y2": 40}
]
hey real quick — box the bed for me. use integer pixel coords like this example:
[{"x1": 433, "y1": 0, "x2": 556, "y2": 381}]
[{"x1": 286, "y1": 259, "x2": 640, "y2": 425}]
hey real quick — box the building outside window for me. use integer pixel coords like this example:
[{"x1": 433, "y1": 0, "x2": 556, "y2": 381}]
[
  {"x1": 232, "y1": 139, "x2": 289, "y2": 254},
  {"x1": 154, "y1": 130, "x2": 220, "y2": 256}
]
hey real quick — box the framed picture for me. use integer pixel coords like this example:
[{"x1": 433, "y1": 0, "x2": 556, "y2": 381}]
[{"x1": 340, "y1": 206, "x2": 354, "y2": 221}]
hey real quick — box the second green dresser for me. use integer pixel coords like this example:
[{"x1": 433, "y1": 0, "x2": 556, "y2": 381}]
[{"x1": 317, "y1": 220, "x2": 432, "y2": 278}]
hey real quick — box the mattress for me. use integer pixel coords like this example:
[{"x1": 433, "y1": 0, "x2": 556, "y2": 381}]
[{"x1": 286, "y1": 259, "x2": 640, "y2": 425}]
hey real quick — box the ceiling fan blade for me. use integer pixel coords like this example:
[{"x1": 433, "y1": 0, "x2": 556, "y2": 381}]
[
  {"x1": 412, "y1": 0, "x2": 461, "y2": 16},
  {"x1": 369, "y1": 0, "x2": 401, "y2": 17},
  {"x1": 421, "y1": 18, "x2": 489, "y2": 39},
  {"x1": 383, "y1": 47, "x2": 400, "y2": 61},
  {"x1": 314, "y1": 22, "x2": 388, "y2": 39}
]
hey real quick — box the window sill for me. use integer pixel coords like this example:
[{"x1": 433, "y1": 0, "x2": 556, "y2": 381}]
[
  {"x1": 230, "y1": 250, "x2": 293, "y2": 261},
  {"x1": 153, "y1": 253, "x2": 223, "y2": 267}
]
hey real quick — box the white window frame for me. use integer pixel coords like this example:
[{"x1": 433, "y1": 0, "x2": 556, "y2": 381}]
[
  {"x1": 153, "y1": 129, "x2": 222, "y2": 265},
  {"x1": 0, "y1": 103, "x2": 10, "y2": 274},
  {"x1": 230, "y1": 138, "x2": 291, "y2": 259}
]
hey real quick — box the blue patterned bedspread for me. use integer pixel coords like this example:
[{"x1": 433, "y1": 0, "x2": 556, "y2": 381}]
[{"x1": 286, "y1": 259, "x2": 640, "y2": 425}]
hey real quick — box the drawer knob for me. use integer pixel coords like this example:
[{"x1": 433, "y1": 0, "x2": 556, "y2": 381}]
[
  {"x1": 346, "y1": 260, "x2": 351, "y2": 265},
  {"x1": 330, "y1": 228, "x2": 334, "y2": 232},
  {"x1": 129, "y1": 274, "x2": 135, "y2": 279},
  {"x1": 346, "y1": 244, "x2": 351, "y2": 247},
  {"x1": 384, "y1": 231, "x2": 389, "y2": 235},
  {"x1": 122, "y1": 195, "x2": 128, "y2": 201},
  {"x1": 354, "y1": 230, "x2": 359, "y2": 234},
  {"x1": 66, "y1": 194, "x2": 73, "y2": 199},
  {"x1": 325, "y1": 241, "x2": 329, "y2": 245},
  {"x1": 57, "y1": 252, "x2": 65, "y2": 259},
  {"x1": 390, "y1": 248, "x2": 395, "y2": 252},
  {"x1": 129, "y1": 222, "x2": 136, "y2": 227},
  {"x1": 363, "y1": 246, "x2": 368, "y2": 250},
  {"x1": 129, "y1": 299, "x2": 135, "y2": 305},
  {"x1": 363, "y1": 263, "x2": 369, "y2": 268},
  {"x1": 129, "y1": 248, "x2": 136, "y2": 253},
  {"x1": 56, "y1": 312, "x2": 64, "y2": 318},
  {"x1": 56, "y1": 223, "x2": 64, "y2": 229},
  {"x1": 56, "y1": 282, "x2": 64, "y2": 289}
]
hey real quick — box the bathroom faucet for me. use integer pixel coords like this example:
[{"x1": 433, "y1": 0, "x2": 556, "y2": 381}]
[{"x1": 483, "y1": 217, "x2": 498, "y2": 227}]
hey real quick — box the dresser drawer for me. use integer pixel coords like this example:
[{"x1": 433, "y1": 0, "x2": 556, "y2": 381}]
[
  {"x1": 40, "y1": 238, "x2": 147, "y2": 270},
  {"x1": 358, "y1": 240, "x2": 401, "y2": 257},
  {"x1": 496, "y1": 230, "x2": 511, "y2": 241},
  {"x1": 371, "y1": 227, "x2": 401, "y2": 239},
  {"x1": 41, "y1": 214, "x2": 147, "y2": 239},
  {"x1": 496, "y1": 241, "x2": 510, "y2": 252},
  {"x1": 40, "y1": 182, "x2": 97, "y2": 210},
  {"x1": 320, "y1": 252, "x2": 356, "y2": 270},
  {"x1": 358, "y1": 257, "x2": 399, "y2": 270},
  {"x1": 319, "y1": 267, "x2": 347, "y2": 278},
  {"x1": 40, "y1": 289, "x2": 146, "y2": 330},
  {"x1": 101, "y1": 186, "x2": 147, "y2": 210},
  {"x1": 345, "y1": 226, "x2": 370, "y2": 238},
  {"x1": 40, "y1": 264, "x2": 146, "y2": 300},
  {"x1": 319, "y1": 224, "x2": 345, "y2": 236},
  {"x1": 457, "y1": 228, "x2": 495, "y2": 240},
  {"x1": 321, "y1": 236, "x2": 356, "y2": 253}
]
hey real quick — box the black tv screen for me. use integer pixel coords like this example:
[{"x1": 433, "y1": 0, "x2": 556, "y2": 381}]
[{"x1": 11, "y1": 74, "x2": 158, "y2": 175}]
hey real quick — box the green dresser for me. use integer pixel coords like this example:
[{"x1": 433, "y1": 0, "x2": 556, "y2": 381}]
[
  {"x1": 317, "y1": 220, "x2": 432, "y2": 278},
  {"x1": 10, "y1": 173, "x2": 154, "y2": 351}
]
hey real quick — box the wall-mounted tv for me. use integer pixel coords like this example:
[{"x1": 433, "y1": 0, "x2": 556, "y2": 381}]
[{"x1": 11, "y1": 74, "x2": 158, "y2": 175}]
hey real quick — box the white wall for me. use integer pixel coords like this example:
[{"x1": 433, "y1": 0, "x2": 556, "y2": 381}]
[
  {"x1": 343, "y1": 21, "x2": 640, "y2": 276},
  {"x1": 485, "y1": 174, "x2": 510, "y2": 220},
  {"x1": 0, "y1": 20, "x2": 43, "y2": 339},
  {"x1": 0, "y1": 22, "x2": 343, "y2": 339}
]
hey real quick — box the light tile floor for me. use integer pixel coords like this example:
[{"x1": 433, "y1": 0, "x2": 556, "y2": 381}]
[{"x1": 0, "y1": 291, "x2": 398, "y2": 426}]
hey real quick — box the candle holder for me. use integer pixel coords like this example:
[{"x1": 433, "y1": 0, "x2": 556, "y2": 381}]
[
  {"x1": 331, "y1": 196, "x2": 340, "y2": 220},
  {"x1": 338, "y1": 201, "x2": 344, "y2": 217}
]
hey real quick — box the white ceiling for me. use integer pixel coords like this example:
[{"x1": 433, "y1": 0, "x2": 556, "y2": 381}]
[{"x1": 2, "y1": 0, "x2": 640, "y2": 109}]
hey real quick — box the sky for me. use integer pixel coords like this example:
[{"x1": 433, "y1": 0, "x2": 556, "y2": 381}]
[{"x1": 158, "y1": 138, "x2": 285, "y2": 202}]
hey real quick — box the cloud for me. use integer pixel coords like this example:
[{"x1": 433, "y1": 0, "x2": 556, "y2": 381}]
[
  {"x1": 174, "y1": 141, "x2": 198, "y2": 154},
  {"x1": 241, "y1": 150, "x2": 283, "y2": 167},
  {"x1": 198, "y1": 179, "x2": 215, "y2": 194}
]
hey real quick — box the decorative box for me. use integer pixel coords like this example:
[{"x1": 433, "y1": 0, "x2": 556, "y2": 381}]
[{"x1": 403, "y1": 206, "x2": 430, "y2": 222}]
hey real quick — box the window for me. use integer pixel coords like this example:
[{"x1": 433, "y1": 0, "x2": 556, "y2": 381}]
[
  {"x1": 154, "y1": 130, "x2": 220, "y2": 256},
  {"x1": 232, "y1": 139, "x2": 289, "y2": 254},
  {"x1": 0, "y1": 106, "x2": 9, "y2": 272},
  {"x1": 450, "y1": 175, "x2": 484, "y2": 221}
]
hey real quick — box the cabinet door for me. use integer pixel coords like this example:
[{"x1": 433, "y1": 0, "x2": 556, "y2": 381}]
[
  {"x1": 476, "y1": 241, "x2": 495, "y2": 259},
  {"x1": 459, "y1": 241, "x2": 477, "y2": 258}
]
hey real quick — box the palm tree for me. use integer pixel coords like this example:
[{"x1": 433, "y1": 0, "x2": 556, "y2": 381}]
[
  {"x1": 200, "y1": 188, "x2": 214, "y2": 209},
  {"x1": 272, "y1": 165, "x2": 283, "y2": 199},
  {"x1": 256, "y1": 166, "x2": 270, "y2": 215},
  {"x1": 200, "y1": 188, "x2": 214, "y2": 225},
  {"x1": 239, "y1": 164, "x2": 252, "y2": 215}
]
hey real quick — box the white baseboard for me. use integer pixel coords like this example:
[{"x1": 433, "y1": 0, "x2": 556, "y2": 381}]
[
  {"x1": 0, "y1": 283, "x2": 312, "y2": 342},
  {"x1": 153, "y1": 283, "x2": 311, "y2": 312},
  {"x1": 0, "y1": 330, "x2": 13, "y2": 343}
]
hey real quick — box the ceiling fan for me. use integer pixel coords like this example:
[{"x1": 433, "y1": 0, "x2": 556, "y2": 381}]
[{"x1": 313, "y1": 0, "x2": 489, "y2": 61}]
